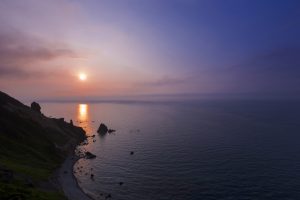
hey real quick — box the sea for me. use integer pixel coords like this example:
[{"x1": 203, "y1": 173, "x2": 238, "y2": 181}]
[{"x1": 41, "y1": 100, "x2": 300, "y2": 200}]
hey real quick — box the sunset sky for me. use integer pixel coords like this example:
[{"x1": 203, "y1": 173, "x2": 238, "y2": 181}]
[{"x1": 0, "y1": 0, "x2": 300, "y2": 101}]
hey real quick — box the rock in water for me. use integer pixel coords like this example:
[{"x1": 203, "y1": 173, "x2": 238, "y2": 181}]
[
  {"x1": 97, "y1": 123, "x2": 108, "y2": 135},
  {"x1": 31, "y1": 102, "x2": 41, "y2": 113},
  {"x1": 108, "y1": 129, "x2": 116, "y2": 133},
  {"x1": 85, "y1": 151, "x2": 96, "y2": 159}
]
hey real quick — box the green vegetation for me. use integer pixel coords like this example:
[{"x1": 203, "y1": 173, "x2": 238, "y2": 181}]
[
  {"x1": 0, "y1": 91, "x2": 85, "y2": 199},
  {"x1": 0, "y1": 182, "x2": 66, "y2": 200}
]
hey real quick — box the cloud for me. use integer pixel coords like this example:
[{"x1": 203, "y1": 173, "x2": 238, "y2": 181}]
[
  {"x1": 0, "y1": 66, "x2": 34, "y2": 78},
  {"x1": 0, "y1": 28, "x2": 78, "y2": 78}
]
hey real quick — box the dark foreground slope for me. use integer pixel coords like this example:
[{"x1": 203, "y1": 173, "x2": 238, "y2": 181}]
[{"x1": 0, "y1": 91, "x2": 86, "y2": 200}]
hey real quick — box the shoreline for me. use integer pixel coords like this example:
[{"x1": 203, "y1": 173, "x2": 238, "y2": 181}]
[{"x1": 57, "y1": 152, "x2": 95, "y2": 200}]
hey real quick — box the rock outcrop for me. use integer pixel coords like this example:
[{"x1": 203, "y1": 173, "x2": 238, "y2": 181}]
[
  {"x1": 97, "y1": 123, "x2": 116, "y2": 135},
  {"x1": 108, "y1": 129, "x2": 116, "y2": 133},
  {"x1": 30, "y1": 101, "x2": 41, "y2": 113},
  {"x1": 85, "y1": 151, "x2": 96, "y2": 159},
  {"x1": 0, "y1": 91, "x2": 87, "y2": 199},
  {"x1": 97, "y1": 123, "x2": 108, "y2": 135}
]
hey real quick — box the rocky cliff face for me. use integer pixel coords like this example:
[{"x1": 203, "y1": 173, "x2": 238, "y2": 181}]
[
  {"x1": 0, "y1": 91, "x2": 86, "y2": 155},
  {"x1": 0, "y1": 91, "x2": 86, "y2": 199}
]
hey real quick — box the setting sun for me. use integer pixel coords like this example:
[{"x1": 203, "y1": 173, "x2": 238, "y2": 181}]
[{"x1": 78, "y1": 73, "x2": 87, "y2": 81}]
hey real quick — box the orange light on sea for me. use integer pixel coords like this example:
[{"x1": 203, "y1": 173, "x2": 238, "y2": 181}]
[
  {"x1": 78, "y1": 104, "x2": 88, "y2": 121},
  {"x1": 77, "y1": 104, "x2": 93, "y2": 135}
]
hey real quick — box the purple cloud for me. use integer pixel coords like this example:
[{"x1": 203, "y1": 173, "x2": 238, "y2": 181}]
[{"x1": 0, "y1": 28, "x2": 77, "y2": 78}]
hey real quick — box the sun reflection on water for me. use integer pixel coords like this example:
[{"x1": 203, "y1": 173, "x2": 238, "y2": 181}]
[
  {"x1": 77, "y1": 104, "x2": 92, "y2": 135},
  {"x1": 78, "y1": 104, "x2": 88, "y2": 120}
]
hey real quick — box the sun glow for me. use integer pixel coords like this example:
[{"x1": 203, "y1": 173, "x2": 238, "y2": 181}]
[
  {"x1": 78, "y1": 73, "x2": 87, "y2": 81},
  {"x1": 79, "y1": 104, "x2": 87, "y2": 118},
  {"x1": 77, "y1": 104, "x2": 92, "y2": 134}
]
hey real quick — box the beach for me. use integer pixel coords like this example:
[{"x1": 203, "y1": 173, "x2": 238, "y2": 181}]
[{"x1": 57, "y1": 155, "x2": 93, "y2": 200}]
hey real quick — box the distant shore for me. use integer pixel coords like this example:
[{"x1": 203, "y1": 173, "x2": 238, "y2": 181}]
[{"x1": 57, "y1": 153, "x2": 94, "y2": 200}]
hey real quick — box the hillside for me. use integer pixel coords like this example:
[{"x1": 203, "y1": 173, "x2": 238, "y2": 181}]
[{"x1": 0, "y1": 91, "x2": 86, "y2": 200}]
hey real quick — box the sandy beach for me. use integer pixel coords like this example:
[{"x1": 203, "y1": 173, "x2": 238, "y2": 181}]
[{"x1": 57, "y1": 155, "x2": 93, "y2": 200}]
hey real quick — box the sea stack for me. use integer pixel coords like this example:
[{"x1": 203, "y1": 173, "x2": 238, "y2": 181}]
[{"x1": 97, "y1": 123, "x2": 108, "y2": 135}]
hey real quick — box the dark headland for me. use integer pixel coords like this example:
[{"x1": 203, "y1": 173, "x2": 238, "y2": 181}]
[{"x1": 0, "y1": 91, "x2": 89, "y2": 199}]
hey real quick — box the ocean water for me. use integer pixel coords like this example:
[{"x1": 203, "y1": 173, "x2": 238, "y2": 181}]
[{"x1": 41, "y1": 100, "x2": 300, "y2": 200}]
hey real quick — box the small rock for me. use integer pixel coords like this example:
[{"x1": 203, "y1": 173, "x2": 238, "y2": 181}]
[
  {"x1": 130, "y1": 151, "x2": 134, "y2": 155},
  {"x1": 58, "y1": 118, "x2": 64, "y2": 123},
  {"x1": 119, "y1": 182, "x2": 124, "y2": 185},
  {"x1": 108, "y1": 129, "x2": 116, "y2": 133},
  {"x1": 85, "y1": 152, "x2": 96, "y2": 159},
  {"x1": 31, "y1": 102, "x2": 41, "y2": 113}
]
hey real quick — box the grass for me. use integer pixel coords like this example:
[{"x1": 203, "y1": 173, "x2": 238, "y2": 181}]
[
  {"x1": 0, "y1": 182, "x2": 66, "y2": 200},
  {"x1": 0, "y1": 91, "x2": 85, "y2": 199}
]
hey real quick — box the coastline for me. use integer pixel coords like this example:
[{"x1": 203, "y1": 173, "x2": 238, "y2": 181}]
[{"x1": 57, "y1": 153, "x2": 95, "y2": 200}]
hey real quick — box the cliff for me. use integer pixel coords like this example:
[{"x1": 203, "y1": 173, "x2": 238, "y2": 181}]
[{"x1": 0, "y1": 91, "x2": 86, "y2": 199}]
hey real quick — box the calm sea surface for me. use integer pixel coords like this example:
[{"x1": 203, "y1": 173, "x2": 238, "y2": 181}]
[{"x1": 41, "y1": 100, "x2": 300, "y2": 200}]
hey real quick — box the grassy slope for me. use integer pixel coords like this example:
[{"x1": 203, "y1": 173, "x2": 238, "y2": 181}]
[{"x1": 0, "y1": 91, "x2": 86, "y2": 200}]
